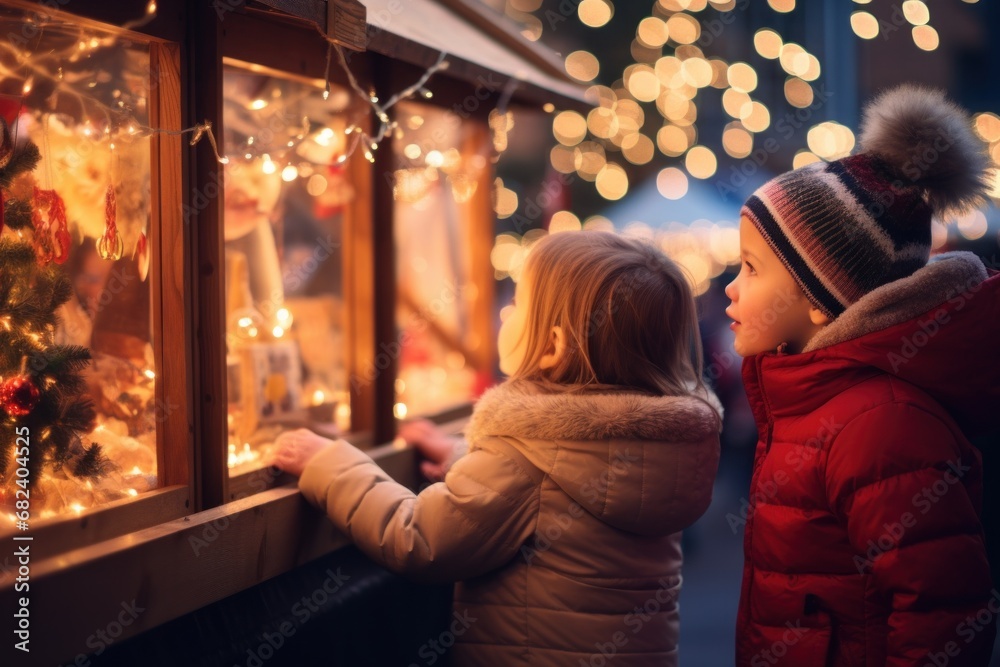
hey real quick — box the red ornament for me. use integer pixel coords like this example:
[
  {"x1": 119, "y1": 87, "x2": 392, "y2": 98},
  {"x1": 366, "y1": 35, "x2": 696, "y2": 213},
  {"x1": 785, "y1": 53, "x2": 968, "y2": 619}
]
[
  {"x1": 0, "y1": 375, "x2": 41, "y2": 417},
  {"x1": 98, "y1": 184, "x2": 123, "y2": 261},
  {"x1": 31, "y1": 187, "x2": 71, "y2": 266}
]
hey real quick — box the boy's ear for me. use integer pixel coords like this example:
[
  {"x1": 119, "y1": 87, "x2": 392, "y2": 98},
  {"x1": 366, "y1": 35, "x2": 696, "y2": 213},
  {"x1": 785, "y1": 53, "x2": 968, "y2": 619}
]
[
  {"x1": 808, "y1": 306, "x2": 832, "y2": 327},
  {"x1": 539, "y1": 326, "x2": 567, "y2": 369}
]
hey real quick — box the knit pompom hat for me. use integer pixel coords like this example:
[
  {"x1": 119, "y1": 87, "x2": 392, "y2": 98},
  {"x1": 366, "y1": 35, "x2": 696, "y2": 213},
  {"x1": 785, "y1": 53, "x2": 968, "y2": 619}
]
[{"x1": 741, "y1": 84, "x2": 991, "y2": 319}]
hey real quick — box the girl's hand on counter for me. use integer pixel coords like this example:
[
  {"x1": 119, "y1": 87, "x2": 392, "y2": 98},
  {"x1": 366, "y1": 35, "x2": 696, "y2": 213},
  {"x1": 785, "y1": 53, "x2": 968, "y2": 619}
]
[
  {"x1": 398, "y1": 419, "x2": 458, "y2": 482},
  {"x1": 270, "y1": 428, "x2": 337, "y2": 477}
]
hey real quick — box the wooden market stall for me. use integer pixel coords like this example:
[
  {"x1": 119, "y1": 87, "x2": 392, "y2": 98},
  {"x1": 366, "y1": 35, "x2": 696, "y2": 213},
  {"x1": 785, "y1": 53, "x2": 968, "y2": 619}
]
[{"x1": 0, "y1": 0, "x2": 587, "y2": 663}]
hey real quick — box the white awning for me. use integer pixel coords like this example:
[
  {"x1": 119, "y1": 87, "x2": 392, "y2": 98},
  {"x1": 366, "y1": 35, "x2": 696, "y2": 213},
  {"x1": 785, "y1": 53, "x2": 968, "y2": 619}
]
[{"x1": 360, "y1": 0, "x2": 592, "y2": 110}]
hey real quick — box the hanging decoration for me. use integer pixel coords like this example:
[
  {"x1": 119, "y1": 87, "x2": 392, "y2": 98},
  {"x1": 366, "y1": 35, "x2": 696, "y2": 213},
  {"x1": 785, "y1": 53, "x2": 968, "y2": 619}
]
[
  {"x1": 98, "y1": 183, "x2": 124, "y2": 261},
  {"x1": 31, "y1": 186, "x2": 71, "y2": 265}
]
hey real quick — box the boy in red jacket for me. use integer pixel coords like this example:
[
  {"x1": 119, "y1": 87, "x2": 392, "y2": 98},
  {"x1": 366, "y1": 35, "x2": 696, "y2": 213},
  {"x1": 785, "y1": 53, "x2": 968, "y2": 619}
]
[{"x1": 726, "y1": 84, "x2": 999, "y2": 666}]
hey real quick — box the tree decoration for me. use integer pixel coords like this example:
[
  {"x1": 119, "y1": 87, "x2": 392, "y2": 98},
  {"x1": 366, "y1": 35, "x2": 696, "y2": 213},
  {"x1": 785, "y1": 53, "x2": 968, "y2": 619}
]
[
  {"x1": 98, "y1": 183, "x2": 124, "y2": 261},
  {"x1": 31, "y1": 187, "x2": 72, "y2": 266},
  {"x1": 0, "y1": 135, "x2": 104, "y2": 488},
  {"x1": 0, "y1": 375, "x2": 41, "y2": 417}
]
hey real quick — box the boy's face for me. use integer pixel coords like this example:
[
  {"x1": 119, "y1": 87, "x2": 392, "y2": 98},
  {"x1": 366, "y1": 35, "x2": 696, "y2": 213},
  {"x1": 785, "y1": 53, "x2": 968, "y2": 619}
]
[{"x1": 725, "y1": 216, "x2": 827, "y2": 356}]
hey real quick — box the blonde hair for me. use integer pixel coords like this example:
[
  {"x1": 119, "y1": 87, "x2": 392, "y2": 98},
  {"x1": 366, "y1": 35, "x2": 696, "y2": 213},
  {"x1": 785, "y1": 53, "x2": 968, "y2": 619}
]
[{"x1": 512, "y1": 231, "x2": 709, "y2": 403}]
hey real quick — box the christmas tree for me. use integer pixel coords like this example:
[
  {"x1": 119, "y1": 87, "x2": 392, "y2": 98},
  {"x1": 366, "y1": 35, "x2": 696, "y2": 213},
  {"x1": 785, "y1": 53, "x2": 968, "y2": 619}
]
[{"x1": 0, "y1": 115, "x2": 107, "y2": 492}]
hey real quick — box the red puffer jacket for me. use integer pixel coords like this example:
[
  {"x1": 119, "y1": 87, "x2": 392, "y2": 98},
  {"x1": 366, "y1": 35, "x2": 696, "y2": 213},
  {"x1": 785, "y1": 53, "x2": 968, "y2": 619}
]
[{"x1": 735, "y1": 252, "x2": 999, "y2": 667}]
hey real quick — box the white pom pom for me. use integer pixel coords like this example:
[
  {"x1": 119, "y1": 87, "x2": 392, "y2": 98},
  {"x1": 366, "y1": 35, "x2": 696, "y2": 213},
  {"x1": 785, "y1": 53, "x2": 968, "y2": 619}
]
[{"x1": 858, "y1": 84, "x2": 990, "y2": 216}]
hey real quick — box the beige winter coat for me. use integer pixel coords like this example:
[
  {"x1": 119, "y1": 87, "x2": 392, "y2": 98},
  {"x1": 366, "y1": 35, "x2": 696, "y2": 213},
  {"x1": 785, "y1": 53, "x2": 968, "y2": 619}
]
[{"x1": 298, "y1": 380, "x2": 722, "y2": 666}]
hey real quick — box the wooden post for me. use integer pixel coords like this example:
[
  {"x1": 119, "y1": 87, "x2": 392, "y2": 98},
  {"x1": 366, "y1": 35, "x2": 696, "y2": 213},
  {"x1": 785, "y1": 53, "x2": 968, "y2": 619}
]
[
  {"x1": 188, "y1": 0, "x2": 228, "y2": 510},
  {"x1": 371, "y1": 53, "x2": 398, "y2": 445}
]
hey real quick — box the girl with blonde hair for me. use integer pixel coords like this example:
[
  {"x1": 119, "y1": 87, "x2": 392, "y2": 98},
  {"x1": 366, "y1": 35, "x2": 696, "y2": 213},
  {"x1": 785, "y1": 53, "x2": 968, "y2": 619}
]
[{"x1": 274, "y1": 230, "x2": 722, "y2": 666}]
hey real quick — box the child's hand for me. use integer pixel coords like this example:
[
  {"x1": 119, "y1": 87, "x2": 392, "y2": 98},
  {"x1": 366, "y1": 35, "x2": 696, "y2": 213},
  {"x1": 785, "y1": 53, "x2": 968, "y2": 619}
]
[
  {"x1": 398, "y1": 419, "x2": 457, "y2": 482},
  {"x1": 270, "y1": 428, "x2": 336, "y2": 477}
]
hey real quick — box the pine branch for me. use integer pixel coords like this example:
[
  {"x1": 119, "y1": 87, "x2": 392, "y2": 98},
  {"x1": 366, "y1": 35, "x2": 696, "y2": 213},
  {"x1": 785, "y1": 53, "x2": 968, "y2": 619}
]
[
  {"x1": 73, "y1": 443, "x2": 114, "y2": 479},
  {"x1": 0, "y1": 239, "x2": 36, "y2": 266},
  {"x1": 2, "y1": 199, "x2": 33, "y2": 231},
  {"x1": 0, "y1": 143, "x2": 41, "y2": 189}
]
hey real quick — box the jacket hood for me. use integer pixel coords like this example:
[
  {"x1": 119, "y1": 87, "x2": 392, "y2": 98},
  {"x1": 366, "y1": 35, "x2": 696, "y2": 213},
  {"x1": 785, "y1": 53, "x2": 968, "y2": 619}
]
[
  {"x1": 465, "y1": 380, "x2": 722, "y2": 536},
  {"x1": 754, "y1": 251, "x2": 999, "y2": 438}
]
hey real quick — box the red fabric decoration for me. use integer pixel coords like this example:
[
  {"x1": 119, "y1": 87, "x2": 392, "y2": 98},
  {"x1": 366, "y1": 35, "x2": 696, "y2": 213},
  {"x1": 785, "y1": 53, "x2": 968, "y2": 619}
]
[
  {"x1": 0, "y1": 375, "x2": 41, "y2": 417},
  {"x1": 31, "y1": 187, "x2": 71, "y2": 266}
]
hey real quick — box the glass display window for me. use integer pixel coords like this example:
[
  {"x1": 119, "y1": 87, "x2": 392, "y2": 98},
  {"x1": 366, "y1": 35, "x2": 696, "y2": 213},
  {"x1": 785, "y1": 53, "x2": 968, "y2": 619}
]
[
  {"x1": 0, "y1": 5, "x2": 170, "y2": 530},
  {"x1": 222, "y1": 59, "x2": 355, "y2": 476},
  {"x1": 392, "y1": 100, "x2": 495, "y2": 419}
]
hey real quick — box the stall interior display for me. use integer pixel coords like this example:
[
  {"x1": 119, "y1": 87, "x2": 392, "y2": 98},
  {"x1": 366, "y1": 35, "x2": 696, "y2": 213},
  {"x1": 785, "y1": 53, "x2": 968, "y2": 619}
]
[
  {"x1": 393, "y1": 100, "x2": 491, "y2": 418},
  {"x1": 223, "y1": 60, "x2": 354, "y2": 476},
  {"x1": 0, "y1": 7, "x2": 159, "y2": 526}
]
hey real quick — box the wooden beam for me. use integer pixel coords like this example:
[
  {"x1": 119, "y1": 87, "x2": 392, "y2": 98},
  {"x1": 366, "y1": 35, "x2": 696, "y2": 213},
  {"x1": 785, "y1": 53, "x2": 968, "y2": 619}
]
[
  {"x1": 189, "y1": 0, "x2": 229, "y2": 510},
  {"x1": 0, "y1": 443, "x2": 421, "y2": 666}
]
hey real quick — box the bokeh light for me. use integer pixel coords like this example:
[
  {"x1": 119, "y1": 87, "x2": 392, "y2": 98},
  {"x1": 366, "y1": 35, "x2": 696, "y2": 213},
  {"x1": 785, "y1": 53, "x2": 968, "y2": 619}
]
[
  {"x1": 685, "y1": 145, "x2": 718, "y2": 179},
  {"x1": 657, "y1": 167, "x2": 689, "y2": 200}
]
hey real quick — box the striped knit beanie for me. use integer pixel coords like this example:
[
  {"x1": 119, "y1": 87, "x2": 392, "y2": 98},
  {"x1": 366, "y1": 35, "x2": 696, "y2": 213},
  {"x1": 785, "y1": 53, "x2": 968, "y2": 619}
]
[{"x1": 741, "y1": 85, "x2": 990, "y2": 319}]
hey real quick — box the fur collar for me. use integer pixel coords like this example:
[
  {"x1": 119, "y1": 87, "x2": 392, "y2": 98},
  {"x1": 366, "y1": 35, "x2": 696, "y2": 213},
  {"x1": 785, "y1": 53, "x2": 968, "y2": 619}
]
[
  {"x1": 804, "y1": 251, "x2": 988, "y2": 352},
  {"x1": 465, "y1": 380, "x2": 722, "y2": 446}
]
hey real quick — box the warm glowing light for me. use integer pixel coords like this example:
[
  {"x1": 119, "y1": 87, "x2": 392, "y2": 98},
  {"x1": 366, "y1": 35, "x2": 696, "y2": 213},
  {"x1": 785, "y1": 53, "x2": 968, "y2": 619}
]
[
  {"x1": 912, "y1": 25, "x2": 939, "y2": 50},
  {"x1": 723, "y1": 126, "x2": 754, "y2": 158},
  {"x1": 595, "y1": 163, "x2": 629, "y2": 200},
  {"x1": 767, "y1": 0, "x2": 795, "y2": 12},
  {"x1": 680, "y1": 58, "x2": 713, "y2": 89},
  {"x1": 404, "y1": 144, "x2": 422, "y2": 160},
  {"x1": 622, "y1": 133, "x2": 655, "y2": 165},
  {"x1": 793, "y1": 150, "x2": 821, "y2": 169},
  {"x1": 657, "y1": 124, "x2": 692, "y2": 157},
  {"x1": 722, "y1": 89, "x2": 752, "y2": 119},
  {"x1": 754, "y1": 29, "x2": 783, "y2": 59},
  {"x1": 742, "y1": 102, "x2": 771, "y2": 133},
  {"x1": 974, "y1": 113, "x2": 1000, "y2": 143},
  {"x1": 307, "y1": 174, "x2": 328, "y2": 196},
  {"x1": 250, "y1": 99, "x2": 268, "y2": 110},
  {"x1": 579, "y1": 0, "x2": 613, "y2": 27},
  {"x1": 583, "y1": 216, "x2": 615, "y2": 232},
  {"x1": 281, "y1": 165, "x2": 298, "y2": 182},
  {"x1": 727, "y1": 62, "x2": 758, "y2": 93},
  {"x1": 425, "y1": 150, "x2": 445, "y2": 167},
  {"x1": 628, "y1": 66, "x2": 662, "y2": 101},
  {"x1": 394, "y1": 402, "x2": 408, "y2": 419},
  {"x1": 574, "y1": 141, "x2": 607, "y2": 180},
  {"x1": 851, "y1": 12, "x2": 879, "y2": 39},
  {"x1": 638, "y1": 17, "x2": 669, "y2": 47},
  {"x1": 665, "y1": 13, "x2": 700, "y2": 44},
  {"x1": 550, "y1": 211, "x2": 583, "y2": 233},
  {"x1": 550, "y1": 145, "x2": 577, "y2": 173},
  {"x1": 784, "y1": 78, "x2": 814, "y2": 108},
  {"x1": 902, "y1": 0, "x2": 930, "y2": 25},
  {"x1": 494, "y1": 178, "x2": 519, "y2": 218},
  {"x1": 657, "y1": 167, "x2": 689, "y2": 200},
  {"x1": 685, "y1": 146, "x2": 718, "y2": 179},
  {"x1": 553, "y1": 110, "x2": 589, "y2": 146},
  {"x1": 566, "y1": 51, "x2": 600, "y2": 82},
  {"x1": 956, "y1": 210, "x2": 988, "y2": 240}
]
